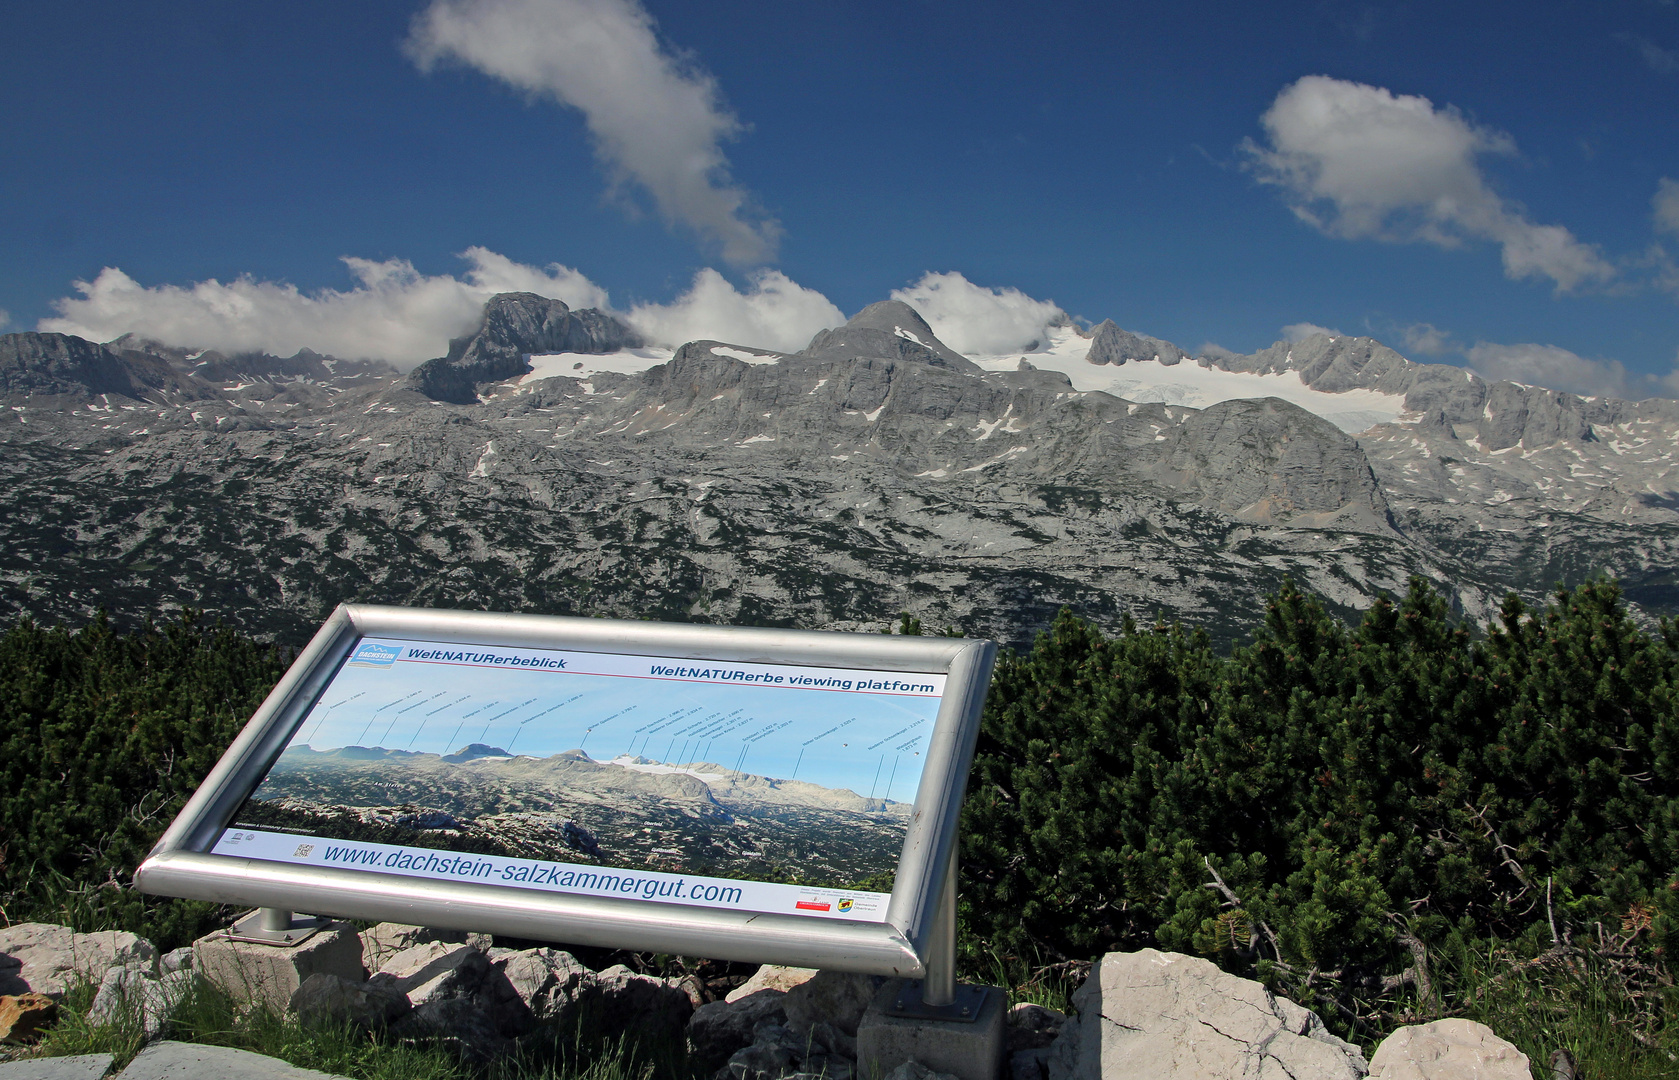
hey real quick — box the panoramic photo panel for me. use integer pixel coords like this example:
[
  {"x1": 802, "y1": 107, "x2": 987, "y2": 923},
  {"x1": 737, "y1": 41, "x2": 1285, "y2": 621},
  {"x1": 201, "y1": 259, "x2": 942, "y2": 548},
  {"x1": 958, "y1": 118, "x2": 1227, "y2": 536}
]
[{"x1": 214, "y1": 637, "x2": 947, "y2": 921}]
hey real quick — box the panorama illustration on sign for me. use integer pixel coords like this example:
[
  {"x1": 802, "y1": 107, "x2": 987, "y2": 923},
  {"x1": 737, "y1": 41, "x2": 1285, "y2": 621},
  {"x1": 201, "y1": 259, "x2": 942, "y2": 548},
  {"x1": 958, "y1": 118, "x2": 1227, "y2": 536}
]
[{"x1": 215, "y1": 637, "x2": 947, "y2": 922}]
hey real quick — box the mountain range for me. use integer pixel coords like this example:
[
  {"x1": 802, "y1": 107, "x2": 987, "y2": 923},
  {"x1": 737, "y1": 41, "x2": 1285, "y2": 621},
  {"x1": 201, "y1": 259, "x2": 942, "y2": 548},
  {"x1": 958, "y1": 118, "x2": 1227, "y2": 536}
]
[
  {"x1": 246, "y1": 743, "x2": 908, "y2": 883},
  {"x1": 4, "y1": 291, "x2": 1677, "y2": 646}
]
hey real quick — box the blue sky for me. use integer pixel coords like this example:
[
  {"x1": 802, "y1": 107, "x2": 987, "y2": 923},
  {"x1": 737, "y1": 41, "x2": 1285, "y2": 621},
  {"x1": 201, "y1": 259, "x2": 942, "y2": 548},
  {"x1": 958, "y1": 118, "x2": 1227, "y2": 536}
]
[{"x1": 4, "y1": 0, "x2": 1678, "y2": 395}]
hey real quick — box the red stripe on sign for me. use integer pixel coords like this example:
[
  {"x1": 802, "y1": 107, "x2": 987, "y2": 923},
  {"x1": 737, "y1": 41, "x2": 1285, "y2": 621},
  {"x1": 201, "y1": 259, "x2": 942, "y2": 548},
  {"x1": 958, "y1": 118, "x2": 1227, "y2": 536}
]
[{"x1": 795, "y1": 901, "x2": 831, "y2": 911}]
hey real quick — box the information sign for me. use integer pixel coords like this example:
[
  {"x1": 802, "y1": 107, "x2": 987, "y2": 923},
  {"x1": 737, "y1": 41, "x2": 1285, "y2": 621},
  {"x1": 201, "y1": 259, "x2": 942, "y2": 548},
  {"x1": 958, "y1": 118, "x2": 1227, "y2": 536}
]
[{"x1": 137, "y1": 606, "x2": 996, "y2": 978}]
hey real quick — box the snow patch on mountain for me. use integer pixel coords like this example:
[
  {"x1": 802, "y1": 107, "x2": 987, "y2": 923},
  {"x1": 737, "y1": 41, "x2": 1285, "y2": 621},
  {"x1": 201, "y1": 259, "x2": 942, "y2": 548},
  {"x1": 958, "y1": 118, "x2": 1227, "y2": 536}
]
[
  {"x1": 968, "y1": 326, "x2": 1408, "y2": 434},
  {"x1": 607, "y1": 754, "x2": 728, "y2": 783},
  {"x1": 521, "y1": 346, "x2": 675, "y2": 384}
]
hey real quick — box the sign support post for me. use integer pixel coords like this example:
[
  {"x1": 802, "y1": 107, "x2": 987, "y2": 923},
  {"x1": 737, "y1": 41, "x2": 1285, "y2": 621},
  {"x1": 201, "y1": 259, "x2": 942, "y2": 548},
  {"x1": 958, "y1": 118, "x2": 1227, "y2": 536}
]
[{"x1": 924, "y1": 851, "x2": 957, "y2": 1008}]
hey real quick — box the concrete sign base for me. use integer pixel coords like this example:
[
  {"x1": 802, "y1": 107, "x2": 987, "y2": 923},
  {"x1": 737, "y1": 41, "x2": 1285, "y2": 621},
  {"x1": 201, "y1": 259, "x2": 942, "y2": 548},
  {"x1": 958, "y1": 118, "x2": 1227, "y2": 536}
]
[
  {"x1": 858, "y1": 979, "x2": 1006, "y2": 1080},
  {"x1": 193, "y1": 917, "x2": 364, "y2": 1015}
]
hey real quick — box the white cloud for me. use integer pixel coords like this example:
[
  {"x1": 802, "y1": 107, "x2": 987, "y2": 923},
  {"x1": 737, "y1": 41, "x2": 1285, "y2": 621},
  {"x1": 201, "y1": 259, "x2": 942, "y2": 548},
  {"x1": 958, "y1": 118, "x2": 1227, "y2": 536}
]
[
  {"x1": 1466, "y1": 341, "x2": 1633, "y2": 397},
  {"x1": 1399, "y1": 322, "x2": 1456, "y2": 355},
  {"x1": 406, "y1": 0, "x2": 778, "y2": 265},
  {"x1": 1244, "y1": 75, "x2": 1615, "y2": 293},
  {"x1": 1197, "y1": 341, "x2": 1238, "y2": 360},
  {"x1": 0, "y1": 309, "x2": 10, "y2": 332},
  {"x1": 1620, "y1": 32, "x2": 1679, "y2": 74},
  {"x1": 39, "y1": 248, "x2": 613, "y2": 367},
  {"x1": 625, "y1": 268, "x2": 842, "y2": 353},
  {"x1": 1654, "y1": 178, "x2": 1679, "y2": 235},
  {"x1": 888, "y1": 272, "x2": 1066, "y2": 355},
  {"x1": 1282, "y1": 321, "x2": 1343, "y2": 342}
]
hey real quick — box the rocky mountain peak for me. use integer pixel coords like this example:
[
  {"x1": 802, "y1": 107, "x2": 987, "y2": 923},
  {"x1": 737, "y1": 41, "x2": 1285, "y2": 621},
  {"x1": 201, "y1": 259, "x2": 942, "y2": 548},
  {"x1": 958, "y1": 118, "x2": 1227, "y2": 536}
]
[
  {"x1": 0, "y1": 331, "x2": 217, "y2": 404},
  {"x1": 801, "y1": 300, "x2": 979, "y2": 372},
  {"x1": 408, "y1": 292, "x2": 640, "y2": 404},
  {"x1": 1085, "y1": 320, "x2": 1191, "y2": 367}
]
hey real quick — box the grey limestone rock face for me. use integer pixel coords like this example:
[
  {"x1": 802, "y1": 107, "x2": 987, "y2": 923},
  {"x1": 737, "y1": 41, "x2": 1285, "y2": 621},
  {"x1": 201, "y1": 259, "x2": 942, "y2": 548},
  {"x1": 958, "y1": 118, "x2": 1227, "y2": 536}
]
[
  {"x1": 804, "y1": 301, "x2": 979, "y2": 372},
  {"x1": 1367, "y1": 1019, "x2": 1532, "y2": 1080},
  {"x1": 1152, "y1": 397, "x2": 1394, "y2": 531},
  {"x1": 1046, "y1": 950, "x2": 1367, "y2": 1080},
  {"x1": 0, "y1": 334, "x2": 154, "y2": 401},
  {"x1": 0, "y1": 924, "x2": 158, "y2": 999},
  {"x1": 1083, "y1": 320, "x2": 1189, "y2": 367},
  {"x1": 12, "y1": 290, "x2": 1679, "y2": 654}
]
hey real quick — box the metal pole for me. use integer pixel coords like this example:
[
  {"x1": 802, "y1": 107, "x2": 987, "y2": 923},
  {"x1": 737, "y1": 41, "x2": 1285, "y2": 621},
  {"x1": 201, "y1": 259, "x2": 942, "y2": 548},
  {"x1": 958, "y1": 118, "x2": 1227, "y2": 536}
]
[
  {"x1": 260, "y1": 908, "x2": 292, "y2": 933},
  {"x1": 922, "y1": 847, "x2": 957, "y2": 1007}
]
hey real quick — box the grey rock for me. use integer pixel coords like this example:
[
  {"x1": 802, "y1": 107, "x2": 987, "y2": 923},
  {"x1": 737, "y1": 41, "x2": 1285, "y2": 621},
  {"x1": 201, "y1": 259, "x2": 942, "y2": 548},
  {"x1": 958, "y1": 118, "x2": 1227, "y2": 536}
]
[
  {"x1": 781, "y1": 971, "x2": 880, "y2": 1037},
  {"x1": 798, "y1": 1054, "x2": 855, "y2": 1080},
  {"x1": 0, "y1": 1052, "x2": 114, "y2": 1079},
  {"x1": 496, "y1": 947, "x2": 595, "y2": 1022},
  {"x1": 728, "y1": 967, "x2": 817, "y2": 1003},
  {"x1": 1010, "y1": 1047, "x2": 1052, "y2": 1080},
  {"x1": 12, "y1": 289, "x2": 1679, "y2": 662},
  {"x1": 1368, "y1": 1019, "x2": 1532, "y2": 1079},
  {"x1": 689, "y1": 990, "x2": 790, "y2": 1071},
  {"x1": 287, "y1": 972, "x2": 409, "y2": 1029},
  {"x1": 1149, "y1": 397, "x2": 1394, "y2": 532},
  {"x1": 469, "y1": 960, "x2": 538, "y2": 1039},
  {"x1": 1005, "y1": 1003, "x2": 1064, "y2": 1052},
  {"x1": 115, "y1": 1039, "x2": 350, "y2": 1079},
  {"x1": 805, "y1": 1020, "x2": 857, "y2": 1060},
  {"x1": 0, "y1": 333, "x2": 206, "y2": 403},
  {"x1": 388, "y1": 998, "x2": 510, "y2": 1064},
  {"x1": 804, "y1": 302, "x2": 979, "y2": 372},
  {"x1": 883, "y1": 1061, "x2": 961, "y2": 1080},
  {"x1": 356, "y1": 922, "x2": 490, "y2": 971},
  {"x1": 1084, "y1": 321, "x2": 1189, "y2": 367},
  {"x1": 158, "y1": 950, "x2": 193, "y2": 976},
  {"x1": 371, "y1": 943, "x2": 489, "y2": 1005},
  {"x1": 0, "y1": 925, "x2": 158, "y2": 999},
  {"x1": 85, "y1": 967, "x2": 190, "y2": 1039},
  {"x1": 1046, "y1": 949, "x2": 1367, "y2": 1080},
  {"x1": 408, "y1": 293, "x2": 639, "y2": 403},
  {"x1": 595, "y1": 964, "x2": 693, "y2": 1041},
  {"x1": 727, "y1": 1042, "x2": 799, "y2": 1080}
]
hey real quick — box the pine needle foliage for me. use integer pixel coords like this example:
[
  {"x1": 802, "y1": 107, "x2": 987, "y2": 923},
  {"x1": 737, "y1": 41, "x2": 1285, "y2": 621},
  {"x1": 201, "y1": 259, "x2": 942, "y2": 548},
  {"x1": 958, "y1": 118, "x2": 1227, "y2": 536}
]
[
  {"x1": 0, "y1": 609, "x2": 288, "y2": 949},
  {"x1": 962, "y1": 577, "x2": 1679, "y2": 1040}
]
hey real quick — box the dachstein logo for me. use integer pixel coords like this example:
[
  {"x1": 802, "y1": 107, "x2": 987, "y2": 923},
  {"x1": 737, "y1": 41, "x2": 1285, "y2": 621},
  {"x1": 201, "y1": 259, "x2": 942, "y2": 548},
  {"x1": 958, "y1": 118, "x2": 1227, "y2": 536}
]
[{"x1": 348, "y1": 642, "x2": 403, "y2": 668}]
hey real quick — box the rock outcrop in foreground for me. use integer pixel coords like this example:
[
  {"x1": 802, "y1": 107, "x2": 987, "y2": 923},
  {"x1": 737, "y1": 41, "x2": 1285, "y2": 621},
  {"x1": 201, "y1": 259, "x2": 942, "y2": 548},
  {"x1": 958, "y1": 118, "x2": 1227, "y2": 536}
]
[
  {"x1": 1046, "y1": 950, "x2": 1368, "y2": 1080},
  {"x1": 0, "y1": 925, "x2": 1544, "y2": 1080}
]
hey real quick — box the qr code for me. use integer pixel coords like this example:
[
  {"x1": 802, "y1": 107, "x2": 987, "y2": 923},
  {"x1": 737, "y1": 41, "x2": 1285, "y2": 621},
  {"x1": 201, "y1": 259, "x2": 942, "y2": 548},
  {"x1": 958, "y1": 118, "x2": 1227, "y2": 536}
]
[{"x1": 293, "y1": 844, "x2": 315, "y2": 858}]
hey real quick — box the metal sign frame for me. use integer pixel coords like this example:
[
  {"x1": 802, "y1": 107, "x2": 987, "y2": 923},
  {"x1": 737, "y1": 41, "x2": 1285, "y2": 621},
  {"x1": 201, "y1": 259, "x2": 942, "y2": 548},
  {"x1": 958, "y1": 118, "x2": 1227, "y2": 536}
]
[{"x1": 136, "y1": 605, "x2": 996, "y2": 980}]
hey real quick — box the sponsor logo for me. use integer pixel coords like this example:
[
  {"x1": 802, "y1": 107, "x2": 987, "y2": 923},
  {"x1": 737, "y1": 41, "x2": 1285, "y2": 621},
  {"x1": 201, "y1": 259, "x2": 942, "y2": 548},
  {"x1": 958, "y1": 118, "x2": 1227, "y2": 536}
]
[
  {"x1": 348, "y1": 642, "x2": 403, "y2": 668},
  {"x1": 795, "y1": 899, "x2": 831, "y2": 912},
  {"x1": 837, "y1": 898, "x2": 854, "y2": 912}
]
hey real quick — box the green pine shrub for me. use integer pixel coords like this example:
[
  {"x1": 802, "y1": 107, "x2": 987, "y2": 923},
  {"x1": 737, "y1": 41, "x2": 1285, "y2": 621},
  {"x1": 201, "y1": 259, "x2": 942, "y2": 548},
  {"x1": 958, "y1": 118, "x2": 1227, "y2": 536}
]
[
  {"x1": 0, "y1": 610, "x2": 289, "y2": 949},
  {"x1": 961, "y1": 578, "x2": 1679, "y2": 1044}
]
